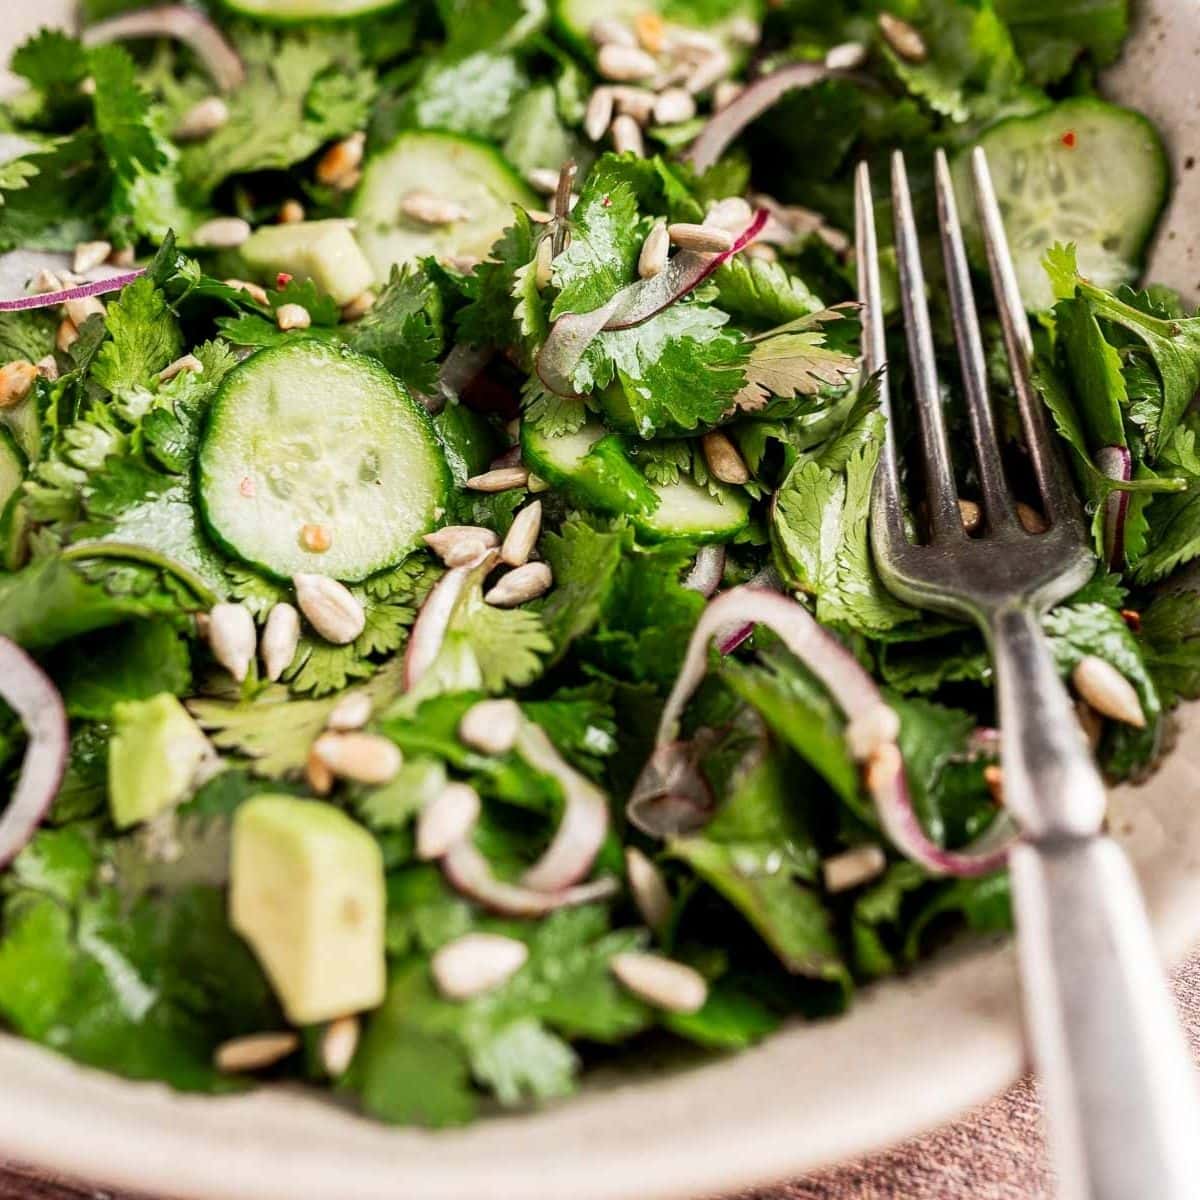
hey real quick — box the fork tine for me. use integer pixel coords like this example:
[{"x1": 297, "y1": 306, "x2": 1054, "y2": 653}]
[
  {"x1": 855, "y1": 162, "x2": 906, "y2": 548},
  {"x1": 933, "y1": 148, "x2": 1016, "y2": 530},
  {"x1": 891, "y1": 151, "x2": 962, "y2": 539},
  {"x1": 969, "y1": 147, "x2": 1076, "y2": 524}
]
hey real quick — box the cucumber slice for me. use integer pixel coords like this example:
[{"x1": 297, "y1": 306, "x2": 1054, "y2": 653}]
[
  {"x1": 955, "y1": 98, "x2": 1168, "y2": 311},
  {"x1": 241, "y1": 221, "x2": 374, "y2": 306},
  {"x1": 353, "y1": 132, "x2": 536, "y2": 283},
  {"x1": 634, "y1": 475, "x2": 750, "y2": 543},
  {"x1": 521, "y1": 420, "x2": 658, "y2": 515},
  {"x1": 0, "y1": 427, "x2": 25, "y2": 515},
  {"x1": 198, "y1": 341, "x2": 449, "y2": 582},
  {"x1": 220, "y1": 0, "x2": 402, "y2": 20},
  {"x1": 553, "y1": 0, "x2": 763, "y2": 60}
]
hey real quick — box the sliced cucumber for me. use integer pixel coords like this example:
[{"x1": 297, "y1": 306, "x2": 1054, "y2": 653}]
[
  {"x1": 198, "y1": 341, "x2": 449, "y2": 582},
  {"x1": 553, "y1": 0, "x2": 763, "y2": 60},
  {"x1": 241, "y1": 220, "x2": 374, "y2": 306},
  {"x1": 353, "y1": 132, "x2": 536, "y2": 283},
  {"x1": 955, "y1": 98, "x2": 1168, "y2": 311},
  {"x1": 0, "y1": 427, "x2": 25, "y2": 515},
  {"x1": 521, "y1": 420, "x2": 658, "y2": 515},
  {"x1": 634, "y1": 475, "x2": 750, "y2": 543},
  {"x1": 220, "y1": 0, "x2": 402, "y2": 20}
]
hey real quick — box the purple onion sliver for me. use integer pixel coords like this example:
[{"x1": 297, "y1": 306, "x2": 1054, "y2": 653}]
[
  {"x1": 0, "y1": 269, "x2": 145, "y2": 313},
  {"x1": 1096, "y1": 445, "x2": 1132, "y2": 570},
  {"x1": 627, "y1": 740, "x2": 716, "y2": 837},
  {"x1": 682, "y1": 545, "x2": 726, "y2": 597},
  {"x1": 443, "y1": 842, "x2": 618, "y2": 916}
]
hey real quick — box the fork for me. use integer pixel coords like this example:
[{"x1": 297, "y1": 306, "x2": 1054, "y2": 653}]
[{"x1": 858, "y1": 147, "x2": 1200, "y2": 1200}]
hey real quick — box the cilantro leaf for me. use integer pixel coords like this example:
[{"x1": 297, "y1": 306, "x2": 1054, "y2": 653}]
[
  {"x1": 87, "y1": 44, "x2": 164, "y2": 178},
  {"x1": 712, "y1": 255, "x2": 825, "y2": 327},
  {"x1": 996, "y1": 0, "x2": 1129, "y2": 84},
  {"x1": 91, "y1": 277, "x2": 183, "y2": 399},
  {"x1": 1139, "y1": 589, "x2": 1200, "y2": 704},
  {"x1": 142, "y1": 341, "x2": 239, "y2": 473},
  {"x1": 446, "y1": 574, "x2": 551, "y2": 692},
  {"x1": 345, "y1": 264, "x2": 443, "y2": 394}
]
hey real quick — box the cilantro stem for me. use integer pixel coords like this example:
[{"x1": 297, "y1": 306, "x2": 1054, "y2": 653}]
[{"x1": 61, "y1": 541, "x2": 220, "y2": 609}]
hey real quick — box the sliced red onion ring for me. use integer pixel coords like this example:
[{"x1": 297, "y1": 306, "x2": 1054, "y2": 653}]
[
  {"x1": 0, "y1": 269, "x2": 144, "y2": 313},
  {"x1": 403, "y1": 552, "x2": 498, "y2": 691},
  {"x1": 682, "y1": 545, "x2": 726, "y2": 597},
  {"x1": 713, "y1": 565, "x2": 782, "y2": 655},
  {"x1": 433, "y1": 343, "x2": 492, "y2": 414},
  {"x1": 1097, "y1": 445, "x2": 1132, "y2": 570},
  {"x1": 684, "y1": 63, "x2": 852, "y2": 174},
  {"x1": 0, "y1": 638, "x2": 68, "y2": 868},
  {"x1": 516, "y1": 722, "x2": 610, "y2": 893},
  {"x1": 83, "y1": 7, "x2": 245, "y2": 92},
  {"x1": 626, "y1": 740, "x2": 717, "y2": 838},
  {"x1": 643, "y1": 587, "x2": 1016, "y2": 876},
  {"x1": 489, "y1": 444, "x2": 523, "y2": 471},
  {"x1": 443, "y1": 842, "x2": 618, "y2": 916},
  {"x1": 536, "y1": 210, "x2": 767, "y2": 398}
]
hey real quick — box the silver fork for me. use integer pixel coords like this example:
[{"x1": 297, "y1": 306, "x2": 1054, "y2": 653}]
[{"x1": 858, "y1": 147, "x2": 1200, "y2": 1200}]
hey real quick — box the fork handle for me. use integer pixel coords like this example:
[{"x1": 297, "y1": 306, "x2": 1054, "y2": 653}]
[{"x1": 991, "y1": 604, "x2": 1200, "y2": 1200}]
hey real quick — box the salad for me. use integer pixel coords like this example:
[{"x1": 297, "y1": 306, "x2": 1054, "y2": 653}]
[{"x1": 1, "y1": 0, "x2": 1199, "y2": 1130}]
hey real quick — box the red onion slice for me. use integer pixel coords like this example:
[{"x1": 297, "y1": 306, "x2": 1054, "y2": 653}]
[
  {"x1": 684, "y1": 63, "x2": 851, "y2": 174},
  {"x1": 1097, "y1": 445, "x2": 1132, "y2": 569},
  {"x1": 0, "y1": 638, "x2": 68, "y2": 868},
  {"x1": 626, "y1": 741, "x2": 716, "y2": 838},
  {"x1": 443, "y1": 842, "x2": 618, "y2": 916},
  {"x1": 0, "y1": 270, "x2": 144, "y2": 313},
  {"x1": 536, "y1": 210, "x2": 767, "y2": 398},
  {"x1": 83, "y1": 7, "x2": 245, "y2": 92},
  {"x1": 644, "y1": 587, "x2": 1016, "y2": 877},
  {"x1": 682, "y1": 545, "x2": 726, "y2": 597}
]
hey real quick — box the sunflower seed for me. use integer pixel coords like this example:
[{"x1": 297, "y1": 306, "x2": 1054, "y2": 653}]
[
  {"x1": 30, "y1": 268, "x2": 63, "y2": 295},
  {"x1": 432, "y1": 933, "x2": 529, "y2": 1000},
  {"x1": 208, "y1": 602, "x2": 256, "y2": 682},
  {"x1": 610, "y1": 113, "x2": 645, "y2": 157},
  {"x1": 417, "y1": 782, "x2": 481, "y2": 860},
  {"x1": 714, "y1": 80, "x2": 743, "y2": 110},
  {"x1": 633, "y1": 10, "x2": 665, "y2": 53},
  {"x1": 224, "y1": 278, "x2": 269, "y2": 305},
  {"x1": 465, "y1": 466, "x2": 530, "y2": 492},
  {"x1": 664, "y1": 28, "x2": 723, "y2": 61},
  {"x1": 401, "y1": 191, "x2": 472, "y2": 225},
  {"x1": 611, "y1": 86, "x2": 657, "y2": 123},
  {"x1": 579, "y1": 89, "x2": 614, "y2": 145},
  {"x1": 312, "y1": 731, "x2": 402, "y2": 785},
  {"x1": 984, "y1": 763, "x2": 1005, "y2": 805},
  {"x1": 276, "y1": 303, "x2": 311, "y2": 331},
  {"x1": 822, "y1": 844, "x2": 887, "y2": 893},
  {"x1": 158, "y1": 354, "x2": 203, "y2": 383},
  {"x1": 590, "y1": 18, "x2": 636, "y2": 47},
  {"x1": 65, "y1": 295, "x2": 105, "y2": 326},
  {"x1": 878, "y1": 12, "x2": 927, "y2": 62},
  {"x1": 293, "y1": 573, "x2": 365, "y2": 644},
  {"x1": 320, "y1": 1015, "x2": 360, "y2": 1076},
  {"x1": 744, "y1": 241, "x2": 777, "y2": 262},
  {"x1": 610, "y1": 952, "x2": 707, "y2": 1013},
  {"x1": 597, "y1": 43, "x2": 659, "y2": 82},
  {"x1": 35, "y1": 355, "x2": 58, "y2": 382},
  {"x1": 341, "y1": 290, "x2": 376, "y2": 321},
  {"x1": 728, "y1": 15, "x2": 762, "y2": 45},
  {"x1": 423, "y1": 525, "x2": 500, "y2": 565},
  {"x1": 1076, "y1": 699, "x2": 1104, "y2": 750},
  {"x1": 109, "y1": 245, "x2": 136, "y2": 267},
  {"x1": 279, "y1": 198, "x2": 306, "y2": 224},
  {"x1": 192, "y1": 217, "x2": 252, "y2": 249},
  {"x1": 501, "y1": 500, "x2": 543, "y2": 567},
  {"x1": 305, "y1": 747, "x2": 334, "y2": 796},
  {"x1": 459, "y1": 698, "x2": 522, "y2": 755},
  {"x1": 327, "y1": 691, "x2": 372, "y2": 732},
  {"x1": 704, "y1": 196, "x2": 753, "y2": 233},
  {"x1": 958, "y1": 498, "x2": 983, "y2": 533},
  {"x1": 526, "y1": 167, "x2": 562, "y2": 195},
  {"x1": 485, "y1": 561, "x2": 553, "y2": 607},
  {"x1": 535, "y1": 236, "x2": 555, "y2": 290},
  {"x1": 173, "y1": 96, "x2": 229, "y2": 141},
  {"x1": 625, "y1": 847, "x2": 671, "y2": 934},
  {"x1": 215, "y1": 1032, "x2": 299, "y2": 1074},
  {"x1": 73, "y1": 240, "x2": 112, "y2": 274},
  {"x1": 1016, "y1": 501, "x2": 1048, "y2": 534},
  {"x1": 0, "y1": 361, "x2": 37, "y2": 409},
  {"x1": 1072, "y1": 655, "x2": 1146, "y2": 728},
  {"x1": 261, "y1": 602, "x2": 300, "y2": 682},
  {"x1": 843, "y1": 704, "x2": 901, "y2": 762},
  {"x1": 668, "y1": 222, "x2": 734, "y2": 252},
  {"x1": 652, "y1": 87, "x2": 696, "y2": 126},
  {"x1": 638, "y1": 221, "x2": 670, "y2": 279},
  {"x1": 684, "y1": 49, "x2": 732, "y2": 95},
  {"x1": 527, "y1": 473, "x2": 550, "y2": 494},
  {"x1": 56, "y1": 318, "x2": 79, "y2": 353},
  {"x1": 825, "y1": 40, "x2": 868, "y2": 70},
  {"x1": 316, "y1": 132, "x2": 366, "y2": 188},
  {"x1": 701, "y1": 430, "x2": 749, "y2": 484},
  {"x1": 300, "y1": 523, "x2": 333, "y2": 553}
]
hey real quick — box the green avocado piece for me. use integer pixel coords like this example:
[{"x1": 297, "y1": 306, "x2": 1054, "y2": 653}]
[
  {"x1": 240, "y1": 220, "x2": 374, "y2": 306},
  {"x1": 108, "y1": 694, "x2": 215, "y2": 829},
  {"x1": 230, "y1": 794, "x2": 386, "y2": 1025}
]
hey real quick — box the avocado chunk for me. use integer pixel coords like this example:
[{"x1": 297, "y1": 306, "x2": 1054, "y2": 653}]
[
  {"x1": 240, "y1": 220, "x2": 374, "y2": 306},
  {"x1": 230, "y1": 794, "x2": 386, "y2": 1025},
  {"x1": 108, "y1": 693, "x2": 214, "y2": 830}
]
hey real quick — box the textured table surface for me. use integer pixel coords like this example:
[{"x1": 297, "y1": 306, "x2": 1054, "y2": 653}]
[{"x1": 5, "y1": 955, "x2": 1199, "y2": 1200}]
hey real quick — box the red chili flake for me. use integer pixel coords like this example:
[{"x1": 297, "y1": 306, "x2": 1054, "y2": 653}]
[
  {"x1": 276, "y1": 272, "x2": 293, "y2": 288},
  {"x1": 1120, "y1": 608, "x2": 1142, "y2": 633},
  {"x1": 1061, "y1": 130, "x2": 1077, "y2": 149},
  {"x1": 602, "y1": 194, "x2": 612, "y2": 208},
  {"x1": 239, "y1": 476, "x2": 256, "y2": 498}
]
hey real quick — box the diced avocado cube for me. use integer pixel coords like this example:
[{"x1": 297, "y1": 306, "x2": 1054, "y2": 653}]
[
  {"x1": 108, "y1": 693, "x2": 214, "y2": 830},
  {"x1": 230, "y1": 794, "x2": 386, "y2": 1025},
  {"x1": 240, "y1": 220, "x2": 374, "y2": 306}
]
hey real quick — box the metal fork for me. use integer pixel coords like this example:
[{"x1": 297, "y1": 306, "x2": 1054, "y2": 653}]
[{"x1": 858, "y1": 148, "x2": 1200, "y2": 1200}]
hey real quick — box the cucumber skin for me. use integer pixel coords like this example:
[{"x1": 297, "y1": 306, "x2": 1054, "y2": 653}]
[
  {"x1": 521, "y1": 424, "x2": 659, "y2": 517},
  {"x1": 219, "y1": 0, "x2": 404, "y2": 22},
  {"x1": 633, "y1": 478, "x2": 751, "y2": 545},
  {"x1": 197, "y1": 342, "x2": 450, "y2": 583}
]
